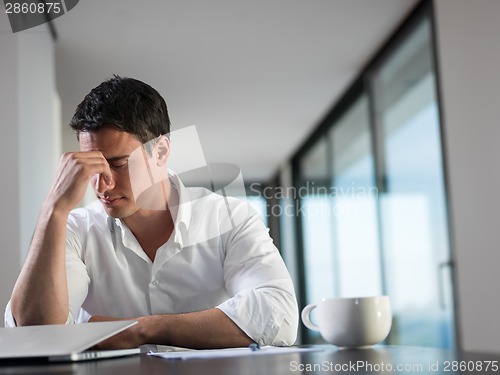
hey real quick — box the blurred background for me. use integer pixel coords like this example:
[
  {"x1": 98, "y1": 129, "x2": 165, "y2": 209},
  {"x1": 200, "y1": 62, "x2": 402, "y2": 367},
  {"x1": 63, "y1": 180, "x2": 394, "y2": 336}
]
[{"x1": 1, "y1": 0, "x2": 500, "y2": 352}]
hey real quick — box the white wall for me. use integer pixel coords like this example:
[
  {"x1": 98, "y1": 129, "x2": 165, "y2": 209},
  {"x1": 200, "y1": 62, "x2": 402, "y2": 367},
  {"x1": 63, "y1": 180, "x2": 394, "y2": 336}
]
[
  {"x1": 434, "y1": 0, "x2": 500, "y2": 353},
  {"x1": 0, "y1": 18, "x2": 21, "y2": 327},
  {"x1": 0, "y1": 13, "x2": 60, "y2": 326},
  {"x1": 18, "y1": 32, "x2": 61, "y2": 261}
]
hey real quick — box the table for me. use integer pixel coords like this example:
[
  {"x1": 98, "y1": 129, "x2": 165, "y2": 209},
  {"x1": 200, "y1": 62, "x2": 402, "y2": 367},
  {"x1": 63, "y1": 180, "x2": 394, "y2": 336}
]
[{"x1": 1, "y1": 345, "x2": 499, "y2": 375}]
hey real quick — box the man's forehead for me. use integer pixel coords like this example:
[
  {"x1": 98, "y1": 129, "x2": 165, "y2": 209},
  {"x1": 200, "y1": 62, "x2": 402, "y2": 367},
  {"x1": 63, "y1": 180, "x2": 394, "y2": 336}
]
[{"x1": 79, "y1": 129, "x2": 142, "y2": 152}]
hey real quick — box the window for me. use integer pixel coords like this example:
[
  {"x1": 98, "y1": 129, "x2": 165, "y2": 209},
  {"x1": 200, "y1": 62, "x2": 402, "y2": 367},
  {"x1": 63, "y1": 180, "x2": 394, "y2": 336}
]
[
  {"x1": 298, "y1": 137, "x2": 336, "y2": 311},
  {"x1": 329, "y1": 95, "x2": 382, "y2": 299},
  {"x1": 372, "y1": 17, "x2": 454, "y2": 347},
  {"x1": 291, "y1": 4, "x2": 455, "y2": 347}
]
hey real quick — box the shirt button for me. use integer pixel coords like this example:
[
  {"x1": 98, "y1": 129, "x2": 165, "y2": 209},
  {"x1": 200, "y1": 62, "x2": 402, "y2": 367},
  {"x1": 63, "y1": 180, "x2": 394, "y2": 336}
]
[{"x1": 152, "y1": 280, "x2": 159, "y2": 286}]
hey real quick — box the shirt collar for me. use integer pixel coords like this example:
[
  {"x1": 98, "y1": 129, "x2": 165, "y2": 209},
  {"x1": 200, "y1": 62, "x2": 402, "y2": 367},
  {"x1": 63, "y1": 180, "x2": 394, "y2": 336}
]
[
  {"x1": 108, "y1": 169, "x2": 193, "y2": 249},
  {"x1": 168, "y1": 169, "x2": 192, "y2": 248}
]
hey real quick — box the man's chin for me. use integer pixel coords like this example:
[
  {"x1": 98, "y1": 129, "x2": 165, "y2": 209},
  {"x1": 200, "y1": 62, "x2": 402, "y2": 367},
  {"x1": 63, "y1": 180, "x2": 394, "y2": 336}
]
[{"x1": 103, "y1": 207, "x2": 125, "y2": 219}]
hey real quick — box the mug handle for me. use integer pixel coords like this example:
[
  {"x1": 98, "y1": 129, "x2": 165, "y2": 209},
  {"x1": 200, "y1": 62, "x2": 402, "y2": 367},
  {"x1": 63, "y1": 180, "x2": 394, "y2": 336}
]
[{"x1": 301, "y1": 303, "x2": 320, "y2": 332}]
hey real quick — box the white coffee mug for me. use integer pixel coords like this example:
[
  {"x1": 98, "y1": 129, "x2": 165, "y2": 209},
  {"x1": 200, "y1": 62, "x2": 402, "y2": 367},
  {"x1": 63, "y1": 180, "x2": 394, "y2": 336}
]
[{"x1": 301, "y1": 296, "x2": 392, "y2": 348}]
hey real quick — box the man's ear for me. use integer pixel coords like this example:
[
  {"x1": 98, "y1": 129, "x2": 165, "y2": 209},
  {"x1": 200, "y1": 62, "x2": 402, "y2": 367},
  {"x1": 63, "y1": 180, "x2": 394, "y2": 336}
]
[{"x1": 156, "y1": 135, "x2": 170, "y2": 167}]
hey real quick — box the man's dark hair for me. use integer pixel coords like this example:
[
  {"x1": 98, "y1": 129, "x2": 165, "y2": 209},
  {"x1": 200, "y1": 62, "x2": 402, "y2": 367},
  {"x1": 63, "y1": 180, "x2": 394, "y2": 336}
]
[{"x1": 70, "y1": 75, "x2": 171, "y2": 143}]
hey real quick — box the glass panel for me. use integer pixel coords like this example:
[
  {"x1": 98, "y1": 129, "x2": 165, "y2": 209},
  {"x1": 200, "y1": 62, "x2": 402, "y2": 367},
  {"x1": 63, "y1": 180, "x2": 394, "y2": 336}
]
[
  {"x1": 246, "y1": 195, "x2": 268, "y2": 226},
  {"x1": 299, "y1": 137, "x2": 336, "y2": 343},
  {"x1": 373, "y1": 17, "x2": 455, "y2": 348},
  {"x1": 277, "y1": 166, "x2": 300, "y2": 292},
  {"x1": 329, "y1": 96, "x2": 382, "y2": 298}
]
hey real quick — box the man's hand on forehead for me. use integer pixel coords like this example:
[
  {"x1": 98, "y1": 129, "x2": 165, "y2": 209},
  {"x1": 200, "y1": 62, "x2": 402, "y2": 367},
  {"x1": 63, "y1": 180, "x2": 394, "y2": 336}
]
[{"x1": 45, "y1": 151, "x2": 114, "y2": 214}]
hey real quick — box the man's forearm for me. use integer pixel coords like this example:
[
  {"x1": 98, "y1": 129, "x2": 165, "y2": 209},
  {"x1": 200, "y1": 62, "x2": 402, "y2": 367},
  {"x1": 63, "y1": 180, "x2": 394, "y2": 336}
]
[
  {"x1": 10, "y1": 204, "x2": 70, "y2": 326},
  {"x1": 91, "y1": 308, "x2": 253, "y2": 349},
  {"x1": 142, "y1": 308, "x2": 252, "y2": 349}
]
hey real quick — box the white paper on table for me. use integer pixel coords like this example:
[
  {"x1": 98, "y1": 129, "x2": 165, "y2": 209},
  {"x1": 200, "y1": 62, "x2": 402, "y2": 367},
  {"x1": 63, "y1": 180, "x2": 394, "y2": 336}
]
[{"x1": 147, "y1": 346, "x2": 323, "y2": 360}]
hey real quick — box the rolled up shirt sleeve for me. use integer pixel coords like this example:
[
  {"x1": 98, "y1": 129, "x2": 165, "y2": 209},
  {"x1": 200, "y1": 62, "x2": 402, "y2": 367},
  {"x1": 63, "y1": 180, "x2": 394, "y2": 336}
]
[
  {"x1": 216, "y1": 208, "x2": 298, "y2": 346},
  {"x1": 65, "y1": 211, "x2": 91, "y2": 324},
  {"x1": 3, "y1": 214, "x2": 89, "y2": 327},
  {"x1": 4, "y1": 300, "x2": 16, "y2": 327}
]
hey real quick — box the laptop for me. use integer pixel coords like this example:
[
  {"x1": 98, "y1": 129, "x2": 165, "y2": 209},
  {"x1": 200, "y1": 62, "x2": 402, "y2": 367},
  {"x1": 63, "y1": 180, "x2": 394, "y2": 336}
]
[{"x1": 0, "y1": 320, "x2": 141, "y2": 362}]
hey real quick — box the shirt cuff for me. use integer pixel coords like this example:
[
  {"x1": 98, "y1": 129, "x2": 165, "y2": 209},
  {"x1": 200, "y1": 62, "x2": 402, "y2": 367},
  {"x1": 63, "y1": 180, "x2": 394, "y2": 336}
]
[
  {"x1": 217, "y1": 289, "x2": 284, "y2": 346},
  {"x1": 4, "y1": 300, "x2": 78, "y2": 326},
  {"x1": 4, "y1": 300, "x2": 17, "y2": 327}
]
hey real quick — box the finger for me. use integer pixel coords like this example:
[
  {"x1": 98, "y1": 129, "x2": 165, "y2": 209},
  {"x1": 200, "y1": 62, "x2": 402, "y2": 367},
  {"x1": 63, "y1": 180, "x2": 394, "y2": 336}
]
[{"x1": 62, "y1": 153, "x2": 113, "y2": 181}]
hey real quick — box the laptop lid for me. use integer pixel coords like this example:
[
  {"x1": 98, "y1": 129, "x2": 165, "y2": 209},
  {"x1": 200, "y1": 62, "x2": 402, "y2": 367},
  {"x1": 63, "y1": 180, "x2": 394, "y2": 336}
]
[{"x1": 0, "y1": 320, "x2": 138, "y2": 361}]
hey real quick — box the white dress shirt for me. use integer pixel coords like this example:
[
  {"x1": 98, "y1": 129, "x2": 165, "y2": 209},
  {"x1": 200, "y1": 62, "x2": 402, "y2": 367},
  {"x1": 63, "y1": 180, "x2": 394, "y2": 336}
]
[{"x1": 5, "y1": 172, "x2": 298, "y2": 346}]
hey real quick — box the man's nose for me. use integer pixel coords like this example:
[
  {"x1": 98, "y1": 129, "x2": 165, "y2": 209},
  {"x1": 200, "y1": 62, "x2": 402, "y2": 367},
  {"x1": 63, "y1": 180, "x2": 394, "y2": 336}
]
[{"x1": 94, "y1": 173, "x2": 115, "y2": 194}]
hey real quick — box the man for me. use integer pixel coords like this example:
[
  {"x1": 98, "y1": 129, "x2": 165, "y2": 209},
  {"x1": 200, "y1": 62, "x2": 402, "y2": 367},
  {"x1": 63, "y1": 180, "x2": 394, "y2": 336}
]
[{"x1": 5, "y1": 76, "x2": 298, "y2": 349}]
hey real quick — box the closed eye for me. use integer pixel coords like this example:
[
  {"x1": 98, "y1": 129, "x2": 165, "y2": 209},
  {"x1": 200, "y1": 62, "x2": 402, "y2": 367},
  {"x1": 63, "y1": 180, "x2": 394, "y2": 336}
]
[
  {"x1": 107, "y1": 156, "x2": 129, "y2": 169},
  {"x1": 109, "y1": 161, "x2": 128, "y2": 169}
]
